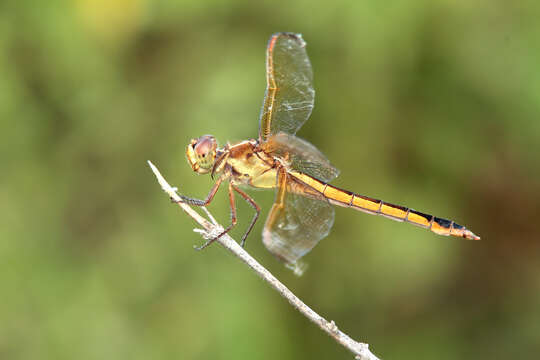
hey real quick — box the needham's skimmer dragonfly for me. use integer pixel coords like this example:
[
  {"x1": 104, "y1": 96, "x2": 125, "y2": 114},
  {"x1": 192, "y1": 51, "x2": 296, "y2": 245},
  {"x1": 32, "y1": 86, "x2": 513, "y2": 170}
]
[{"x1": 179, "y1": 33, "x2": 479, "y2": 270}]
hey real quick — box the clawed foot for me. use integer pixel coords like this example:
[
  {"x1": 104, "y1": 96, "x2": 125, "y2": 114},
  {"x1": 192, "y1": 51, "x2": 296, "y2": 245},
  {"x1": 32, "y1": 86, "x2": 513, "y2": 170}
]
[{"x1": 193, "y1": 238, "x2": 216, "y2": 251}]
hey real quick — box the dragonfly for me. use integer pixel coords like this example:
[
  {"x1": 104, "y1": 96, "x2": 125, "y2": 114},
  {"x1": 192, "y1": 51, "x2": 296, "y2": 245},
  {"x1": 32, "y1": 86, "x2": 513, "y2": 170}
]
[{"x1": 180, "y1": 32, "x2": 480, "y2": 268}]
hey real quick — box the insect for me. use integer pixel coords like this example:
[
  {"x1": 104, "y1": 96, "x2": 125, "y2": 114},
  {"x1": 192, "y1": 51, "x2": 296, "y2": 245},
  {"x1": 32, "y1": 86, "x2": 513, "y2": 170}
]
[{"x1": 180, "y1": 32, "x2": 480, "y2": 268}]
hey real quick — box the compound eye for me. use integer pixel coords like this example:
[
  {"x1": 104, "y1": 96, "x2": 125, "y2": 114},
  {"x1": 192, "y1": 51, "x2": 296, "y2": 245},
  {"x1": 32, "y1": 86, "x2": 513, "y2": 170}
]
[{"x1": 194, "y1": 135, "x2": 216, "y2": 157}]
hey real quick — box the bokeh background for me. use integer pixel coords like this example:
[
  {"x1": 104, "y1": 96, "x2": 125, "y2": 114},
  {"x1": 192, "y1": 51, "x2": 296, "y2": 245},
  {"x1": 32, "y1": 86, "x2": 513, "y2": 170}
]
[{"x1": 2, "y1": 1, "x2": 539, "y2": 359}]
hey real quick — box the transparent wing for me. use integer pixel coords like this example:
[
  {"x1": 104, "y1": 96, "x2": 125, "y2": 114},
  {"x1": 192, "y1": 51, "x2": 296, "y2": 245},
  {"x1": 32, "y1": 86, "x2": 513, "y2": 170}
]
[
  {"x1": 262, "y1": 132, "x2": 340, "y2": 183},
  {"x1": 259, "y1": 33, "x2": 315, "y2": 142},
  {"x1": 263, "y1": 171, "x2": 335, "y2": 266}
]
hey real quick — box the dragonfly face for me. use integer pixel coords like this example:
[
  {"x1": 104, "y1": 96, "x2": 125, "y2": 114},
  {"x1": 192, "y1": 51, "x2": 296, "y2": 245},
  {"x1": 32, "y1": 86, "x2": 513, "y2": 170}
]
[
  {"x1": 177, "y1": 32, "x2": 480, "y2": 271},
  {"x1": 186, "y1": 135, "x2": 218, "y2": 174}
]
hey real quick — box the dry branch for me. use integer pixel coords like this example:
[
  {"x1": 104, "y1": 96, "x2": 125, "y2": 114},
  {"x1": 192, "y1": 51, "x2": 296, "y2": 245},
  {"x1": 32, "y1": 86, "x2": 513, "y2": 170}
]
[{"x1": 147, "y1": 160, "x2": 380, "y2": 360}]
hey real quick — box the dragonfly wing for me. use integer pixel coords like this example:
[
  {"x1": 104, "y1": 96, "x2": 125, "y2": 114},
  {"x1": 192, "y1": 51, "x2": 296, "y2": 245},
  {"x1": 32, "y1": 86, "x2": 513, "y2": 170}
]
[
  {"x1": 263, "y1": 171, "x2": 335, "y2": 266},
  {"x1": 262, "y1": 132, "x2": 340, "y2": 182},
  {"x1": 259, "y1": 33, "x2": 315, "y2": 142}
]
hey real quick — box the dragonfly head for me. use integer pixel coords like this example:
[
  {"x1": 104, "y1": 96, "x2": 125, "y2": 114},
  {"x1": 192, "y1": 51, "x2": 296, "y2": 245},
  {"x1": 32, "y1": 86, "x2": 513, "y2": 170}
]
[{"x1": 186, "y1": 135, "x2": 217, "y2": 174}]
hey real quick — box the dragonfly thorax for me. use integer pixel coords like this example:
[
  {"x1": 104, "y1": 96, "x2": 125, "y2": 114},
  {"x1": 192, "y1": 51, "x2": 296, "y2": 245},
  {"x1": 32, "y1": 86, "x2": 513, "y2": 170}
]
[{"x1": 186, "y1": 135, "x2": 218, "y2": 174}]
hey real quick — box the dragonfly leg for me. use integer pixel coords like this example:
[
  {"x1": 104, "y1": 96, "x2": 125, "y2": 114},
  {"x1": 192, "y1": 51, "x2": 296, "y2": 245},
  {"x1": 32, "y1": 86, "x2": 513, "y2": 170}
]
[
  {"x1": 232, "y1": 185, "x2": 261, "y2": 248},
  {"x1": 194, "y1": 182, "x2": 237, "y2": 251},
  {"x1": 174, "y1": 175, "x2": 225, "y2": 206}
]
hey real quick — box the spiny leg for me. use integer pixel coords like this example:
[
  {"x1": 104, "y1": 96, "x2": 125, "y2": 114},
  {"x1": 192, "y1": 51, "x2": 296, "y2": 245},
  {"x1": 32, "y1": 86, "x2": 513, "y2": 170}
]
[
  {"x1": 231, "y1": 185, "x2": 261, "y2": 248},
  {"x1": 174, "y1": 175, "x2": 225, "y2": 206},
  {"x1": 195, "y1": 182, "x2": 238, "y2": 251},
  {"x1": 261, "y1": 166, "x2": 292, "y2": 263},
  {"x1": 264, "y1": 166, "x2": 288, "y2": 236}
]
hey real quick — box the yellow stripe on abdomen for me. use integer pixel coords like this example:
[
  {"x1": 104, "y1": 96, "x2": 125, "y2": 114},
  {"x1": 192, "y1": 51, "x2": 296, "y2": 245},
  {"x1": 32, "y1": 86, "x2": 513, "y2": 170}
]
[
  {"x1": 324, "y1": 185, "x2": 353, "y2": 205},
  {"x1": 289, "y1": 171, "x2": 480, "y2": 241},
  {"x1": 351, "y1": 194, "x2": 381, "y2": 213},
  {"x1": 289, "y1": 171, "x2": 327, "y2": 193}
]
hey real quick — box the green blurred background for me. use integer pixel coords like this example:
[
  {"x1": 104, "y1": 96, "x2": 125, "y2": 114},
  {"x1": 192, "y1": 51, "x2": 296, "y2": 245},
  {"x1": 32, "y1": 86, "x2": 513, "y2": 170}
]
[{"x1": 2, "y1": 0, "x2": 539, "y2": 359}]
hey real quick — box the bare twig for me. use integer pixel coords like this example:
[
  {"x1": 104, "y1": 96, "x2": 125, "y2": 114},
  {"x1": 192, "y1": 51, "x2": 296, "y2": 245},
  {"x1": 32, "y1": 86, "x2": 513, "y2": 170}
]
[{"x1": 147, "y1": 161, "x2": 380, "y2": 360}]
